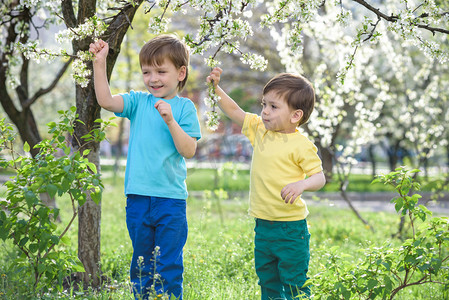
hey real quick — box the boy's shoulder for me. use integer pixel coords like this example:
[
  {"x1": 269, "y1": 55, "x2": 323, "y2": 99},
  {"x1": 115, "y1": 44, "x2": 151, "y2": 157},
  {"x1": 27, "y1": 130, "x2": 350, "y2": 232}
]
[
  {"x1": 122, "y1": 90, "x2": 153, "y2": 100},
  {"x1": 123, "y1": 91, "x2": 194, "y2": 105},
  {"x1": 290, "y1": 129, "x2": 316, "y2": 145},
  {"x1": 176, "y1": 95, "x2": 195, "y2": 104}
]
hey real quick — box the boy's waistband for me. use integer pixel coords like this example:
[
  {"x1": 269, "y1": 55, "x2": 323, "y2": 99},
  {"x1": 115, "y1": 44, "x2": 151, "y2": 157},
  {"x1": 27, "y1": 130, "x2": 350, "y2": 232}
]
[{"x1": 255, "y1": 218, "x2": 307, "y2": 226}]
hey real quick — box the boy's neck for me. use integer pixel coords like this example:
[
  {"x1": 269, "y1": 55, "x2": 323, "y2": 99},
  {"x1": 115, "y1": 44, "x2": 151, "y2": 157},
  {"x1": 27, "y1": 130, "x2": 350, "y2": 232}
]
[{"x1": 274, "y1": 125, "x2": 298, "y2": 134}]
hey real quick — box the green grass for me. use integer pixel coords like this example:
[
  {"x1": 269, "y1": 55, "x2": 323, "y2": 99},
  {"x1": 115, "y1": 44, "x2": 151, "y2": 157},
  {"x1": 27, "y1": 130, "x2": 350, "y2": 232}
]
[
  {"x1": 0, "y1": 166, "x2": 444, "y2": 194},
  {"x1": 186, "y1": 168, "x2": 395, "y2": 192},
  {"x1": 0, "y1": 173, "x2": 448, "y2": 299},
  {"x1": 186, "y1": 167, "x2": 447, "y2": 193}
]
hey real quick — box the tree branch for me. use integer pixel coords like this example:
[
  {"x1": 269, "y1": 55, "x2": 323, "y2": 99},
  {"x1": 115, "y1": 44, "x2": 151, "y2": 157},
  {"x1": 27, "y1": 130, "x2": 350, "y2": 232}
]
[
  {"x1": 352, "y1": 0, "x2": 449, "y2": 35},
  {"x1": 61, "y1": 0, "x2": 77, "y2": 28},
  {"x1": 103, "y1": 1, "x2": 144, "y2": 45},
  {"x1": 22, "y1": 58, "x2": 73, "y2": 110}
]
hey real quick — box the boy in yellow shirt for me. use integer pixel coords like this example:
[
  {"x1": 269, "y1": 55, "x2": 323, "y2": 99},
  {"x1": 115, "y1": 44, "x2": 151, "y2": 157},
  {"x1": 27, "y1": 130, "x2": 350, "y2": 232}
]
[{"x1": 207, "y1": 68, "x2": 326, "y2": 299}]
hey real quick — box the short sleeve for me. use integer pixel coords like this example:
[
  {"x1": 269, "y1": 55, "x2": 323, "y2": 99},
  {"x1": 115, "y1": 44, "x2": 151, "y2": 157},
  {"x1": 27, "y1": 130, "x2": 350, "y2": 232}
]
[
  {"x1": 241, "y1": 113, "x2": 262, "y2": 146},
  {"x1": 179, "y1": 100, "x2": 202, "y2": 140},
  {"x1": 297, "y1": 139, "x2": 323, "y2": 177},
  {"x1": 115, "y1": 90, "x2": 140, "y2": 119}
]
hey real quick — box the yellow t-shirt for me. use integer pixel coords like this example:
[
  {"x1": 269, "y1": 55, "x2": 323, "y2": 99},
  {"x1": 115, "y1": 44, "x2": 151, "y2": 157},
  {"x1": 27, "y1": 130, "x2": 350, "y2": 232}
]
[{"x1": 242, "y1": 113, "x2": 323, "y2": 221}]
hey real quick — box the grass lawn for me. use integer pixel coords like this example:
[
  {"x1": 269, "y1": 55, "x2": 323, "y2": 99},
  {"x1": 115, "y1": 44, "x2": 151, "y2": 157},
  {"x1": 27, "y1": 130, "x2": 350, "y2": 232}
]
[
  {"x1": 0, "y1": 171, "x2": 447, "y2": 299},
  {"x1": 186, "y1": 167, "x2": 444, "y2": 193}
]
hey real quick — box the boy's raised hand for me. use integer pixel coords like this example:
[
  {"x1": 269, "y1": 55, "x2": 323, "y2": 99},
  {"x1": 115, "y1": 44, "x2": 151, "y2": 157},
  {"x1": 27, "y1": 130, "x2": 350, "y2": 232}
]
[
  {"x1": 89, "y1": 39, "x2": 109, "y2": 62},
  {"x1": 206, "y1": 67, "x2": 223, "y2": 87},
  {"x1": 206, "y1": 66, "x2": 246, "y2": 127}
]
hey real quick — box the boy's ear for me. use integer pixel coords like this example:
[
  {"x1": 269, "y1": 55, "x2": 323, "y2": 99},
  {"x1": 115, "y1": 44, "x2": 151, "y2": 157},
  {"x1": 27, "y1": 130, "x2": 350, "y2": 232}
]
[
  {"x1": 291, "y1": 109, "x2": 304, "y2": 124},
  {"x1": 178, "y1": 66, "x2": 187, "y2": 81}
]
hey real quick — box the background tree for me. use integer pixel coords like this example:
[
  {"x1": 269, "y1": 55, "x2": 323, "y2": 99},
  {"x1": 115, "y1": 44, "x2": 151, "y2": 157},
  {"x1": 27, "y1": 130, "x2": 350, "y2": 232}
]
[
  {"x1": 0, "y1": 1, "x2": 71, "y2": 157},
  {"x1": 0, "y1": 1, "x2": 72, "y2": 210},
  {"x1": 60, "y1": 0, "x2": 146, "y2": 286},
  {"x1": 268, "y1": 1, "x2": 448, "y2": 227}
]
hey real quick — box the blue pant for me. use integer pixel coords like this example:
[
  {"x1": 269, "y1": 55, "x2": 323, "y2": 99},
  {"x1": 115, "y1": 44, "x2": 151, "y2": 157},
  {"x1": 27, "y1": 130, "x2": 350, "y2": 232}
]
[
  {"x1": 254, "y1": 218, "x2": 311, "y2": 300},
  {"x1": 126, "y1": 194, "x2": 187, "y2": 300}
]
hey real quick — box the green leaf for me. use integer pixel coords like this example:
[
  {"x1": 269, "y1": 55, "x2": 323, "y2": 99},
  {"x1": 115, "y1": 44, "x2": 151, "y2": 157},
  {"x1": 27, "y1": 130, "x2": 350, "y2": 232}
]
[
  {"x1": 78, "y1": 194, "x2": 87, "y2": 206},
  {"x1": 37, "y1": 263, "x2": 46, "y2": 274},
  {"x1": 371, "y1": 178, "x2": 381, "y2": 184},
  {"x1": 23, "y1": 141, "x2": 30, "y2": 152},
  {"x1": 390, "y1": 196, "x2": 399, "y2": 203},
  {"x1": 39, "y1": 238, "x2": 49, "y2": 252},
  {"x1": 382, "y1": 261, "x2": 391, "y2": 271},
  {"x1": 47, "y1": 121, "x2": 57, "y2": 128},
  {"x1": 61, "y1": 176, "x2": 72, "y2": 192},
  {"x1": 29, "y1": 243, "x2": 39, "y2": 253},
  {"x1": 53, "y1": 208, "x2": 60, "y2": 221},
  {"x1": 37, "y1": 206, "x2": 49, "y2": 221},
  {"x1": 57, "y1": 135, "x2": 65, "y2": 143},
  {"x1": 410, "y1": 193, "x2": 422, "y2": 204},
  {"x1": 46, "y1": 184, "x2": 58, "y2": 199},
  {"x1": 367, "y1": 278, "x2": 378, "y2": 289},
  {"x1": 63, "y1": 146, "x2": 71, "y2": 155},
  {"x1": 71, "y1": 260, "x2": 86, "y2": 273},
  {"x1": 50, "y1": 235, "x2": 59, "y2": 245},
  {"x1": 394, "y1": 198, "x2": 403, "y2": 212},
  {"x1": 19, "y1": 237, "x2": 29, "y2": 247},
  {"x1": 25, "y1": 190, "x2": 37, "y2": 207},
  {"x1": 91, "y1": 189, "x2": 101, "y2": 205},
  {"x1": 60, "y1": 236, "x2": 71, "y2": 246},
  {"x1": 86, "y1": 162, "x2": 97, "y2": 173}
]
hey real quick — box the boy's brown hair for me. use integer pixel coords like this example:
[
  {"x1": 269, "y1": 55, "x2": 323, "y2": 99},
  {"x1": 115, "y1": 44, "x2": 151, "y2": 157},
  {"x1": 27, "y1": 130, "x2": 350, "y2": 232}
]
[
  {"x1": 139, "y1": 34, "x2": 190, "y2": 91},
  {"x1": 263, "y1": 73, "x2": 315, "y2": 126}
]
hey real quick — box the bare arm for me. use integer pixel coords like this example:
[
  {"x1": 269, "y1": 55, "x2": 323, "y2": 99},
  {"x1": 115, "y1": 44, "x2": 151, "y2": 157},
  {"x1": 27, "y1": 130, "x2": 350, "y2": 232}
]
[
  {"x1": 154, "y1": 100, "x2": 197, "y2": 158},
  {"x1": 207, "y1": 67, "x2": 246, "y2": 127},
  {"x1": 281, "y1": 171, "x2": 326, "y2": 204},
  {"x1": 167, "y1": 122, "x2": 197, "y2": 159},
  {"x1": 89, "y1": 40, "x2": 124, "y2": 113}
]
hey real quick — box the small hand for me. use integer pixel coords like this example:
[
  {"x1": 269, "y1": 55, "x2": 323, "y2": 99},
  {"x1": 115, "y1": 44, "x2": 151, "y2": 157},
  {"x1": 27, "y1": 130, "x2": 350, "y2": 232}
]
[
  {"x1": 89, "y1": 39, "x2": 109, "y2": 62},
  {"x1": 154, "y1": 100, "x2": 174, "y2": 125},
  {"x1": 206, "y1": 67, "x2": 223, "y2": 87},
  {"x1": 281, "y1": 181, "x2": 305, "y2": 204}
]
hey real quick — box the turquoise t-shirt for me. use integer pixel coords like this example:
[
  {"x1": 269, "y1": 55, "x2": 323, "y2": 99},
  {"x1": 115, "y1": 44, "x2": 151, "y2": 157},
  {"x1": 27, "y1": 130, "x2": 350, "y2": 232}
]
[{"x1": 115, "y1": 90, "x2": 201, "y2": 199}]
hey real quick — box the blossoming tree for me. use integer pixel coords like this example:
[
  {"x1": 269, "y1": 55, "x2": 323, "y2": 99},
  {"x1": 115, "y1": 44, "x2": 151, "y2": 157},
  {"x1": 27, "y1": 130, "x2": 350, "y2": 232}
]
[
  {"x1": 270, "y1": 1, "x2": 448, "y2": 228},
  {"x1": 2, "y1": 0, "x2": 145, "y2": 287}
]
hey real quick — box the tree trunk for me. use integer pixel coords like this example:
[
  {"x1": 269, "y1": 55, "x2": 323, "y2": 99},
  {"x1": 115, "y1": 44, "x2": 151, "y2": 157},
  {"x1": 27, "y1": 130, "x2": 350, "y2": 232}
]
[
  {"x1": 368, "y1": 144, "x2": 377, "y2": 179},
  {"x1": 320, "y1": 147, "x2": 334, "y2": 183},
  {"x1": 73, "y1": 79, "x2": 103, "y2": 286},
  {"x1": 114, "y1": 118, "x2": 125, "y2": 177},
  {"x1": 69, "y1": 0, "x2": 144, "y2": 288}
]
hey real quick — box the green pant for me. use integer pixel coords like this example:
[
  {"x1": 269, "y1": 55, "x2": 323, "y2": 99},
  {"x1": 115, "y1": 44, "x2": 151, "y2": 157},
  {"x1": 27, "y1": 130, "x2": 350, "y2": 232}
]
[{"x1": 254, "y1": 218, "x2": 311, "y2": 300}]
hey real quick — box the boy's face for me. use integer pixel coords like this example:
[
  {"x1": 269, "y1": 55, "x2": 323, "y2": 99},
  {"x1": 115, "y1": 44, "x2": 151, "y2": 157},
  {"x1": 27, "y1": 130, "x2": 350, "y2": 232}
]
[
  {"x1": 261, "y1": 91, "x2": 303, "y2": 134},
  {"x1": 141, "y1": 58, "x2": 186, "y2": 100}
]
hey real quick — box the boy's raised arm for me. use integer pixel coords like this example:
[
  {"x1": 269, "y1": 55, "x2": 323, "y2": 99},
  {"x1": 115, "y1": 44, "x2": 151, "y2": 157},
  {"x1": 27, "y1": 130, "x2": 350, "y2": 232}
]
[
  {"x1": 207, "y1": 67, "x2": 246, "y2": 127},
  {"x1": 89, "y1": 40, "x2": 124, "y2": 113}
]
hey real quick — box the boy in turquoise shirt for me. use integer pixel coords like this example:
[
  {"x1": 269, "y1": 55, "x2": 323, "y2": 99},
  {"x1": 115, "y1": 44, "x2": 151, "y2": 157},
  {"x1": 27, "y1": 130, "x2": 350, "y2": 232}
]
[
  {"x1": 207, "y1": 67, "x2": 325, "y2": 299},
  {"x1": 90, "y1": 35, "x2": 201, "y2": 300}
]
